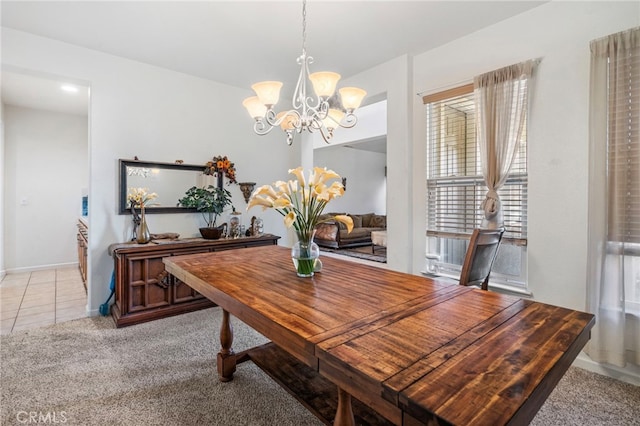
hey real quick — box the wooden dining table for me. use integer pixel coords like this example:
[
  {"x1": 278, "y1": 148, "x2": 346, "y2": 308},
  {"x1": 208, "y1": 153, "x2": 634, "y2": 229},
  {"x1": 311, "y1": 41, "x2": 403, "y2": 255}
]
[{"x1": 163, "y1": 245, "x2": 595, "y2": 426}]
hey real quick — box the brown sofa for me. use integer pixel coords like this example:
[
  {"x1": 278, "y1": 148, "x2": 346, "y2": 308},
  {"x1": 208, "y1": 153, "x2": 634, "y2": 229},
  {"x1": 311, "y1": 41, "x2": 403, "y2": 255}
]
[{"x1": 314, "y1": 212, "x2": 386, "y2": 249}]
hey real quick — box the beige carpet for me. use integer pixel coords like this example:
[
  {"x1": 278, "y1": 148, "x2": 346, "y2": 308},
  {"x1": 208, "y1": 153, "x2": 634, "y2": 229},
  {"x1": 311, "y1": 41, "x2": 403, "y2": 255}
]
[{"x1": 1, "y1": 307, "x2": 638, "y2": 425}]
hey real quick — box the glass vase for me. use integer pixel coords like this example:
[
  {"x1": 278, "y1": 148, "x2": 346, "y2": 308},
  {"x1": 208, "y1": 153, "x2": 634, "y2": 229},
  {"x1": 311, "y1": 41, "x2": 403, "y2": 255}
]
[
  {"x1": 291, "y1": 231, "x2": 320, "y2": 278},
  {"x1": 136, "y1": 206, "x2": 151, "y2": 244}
]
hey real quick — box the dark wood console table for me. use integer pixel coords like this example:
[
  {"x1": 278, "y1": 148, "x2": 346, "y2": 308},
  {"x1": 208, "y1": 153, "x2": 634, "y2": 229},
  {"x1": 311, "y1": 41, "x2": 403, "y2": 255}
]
[
  {"x1": 164, "y1": 246, "x2": 594, "y2": 426},
  {"x1": 109, "y1": 234, "x2": 279, "y2": 327},
  {"x1": 76, "y1": 218, "x2": 88, "y2": 289}
]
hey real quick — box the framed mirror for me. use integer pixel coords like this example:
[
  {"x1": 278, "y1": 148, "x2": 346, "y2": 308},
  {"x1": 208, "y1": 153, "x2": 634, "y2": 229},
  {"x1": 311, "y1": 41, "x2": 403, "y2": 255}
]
[{"x1": 119, "y1": 159, "x2": 206, "y2": 214}]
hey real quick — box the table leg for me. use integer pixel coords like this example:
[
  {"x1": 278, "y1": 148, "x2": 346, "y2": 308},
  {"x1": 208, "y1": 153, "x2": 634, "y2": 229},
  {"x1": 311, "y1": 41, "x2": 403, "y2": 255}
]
[
  {"x1": 333, "y1": 387, "x2": 355, "y2": 426},
  {"x1": 217, "y1": 309, "x2": 236, "y2": 382}
]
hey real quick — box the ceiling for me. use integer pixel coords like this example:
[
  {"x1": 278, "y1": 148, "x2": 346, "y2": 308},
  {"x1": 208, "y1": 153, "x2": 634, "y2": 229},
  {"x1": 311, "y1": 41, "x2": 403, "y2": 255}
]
[
  {"x1": 0, "y1": 1, "x2": 546, "y2": 150},
  {"x1": 2, "y1": 71, "x2": 89, "y2": 116}
]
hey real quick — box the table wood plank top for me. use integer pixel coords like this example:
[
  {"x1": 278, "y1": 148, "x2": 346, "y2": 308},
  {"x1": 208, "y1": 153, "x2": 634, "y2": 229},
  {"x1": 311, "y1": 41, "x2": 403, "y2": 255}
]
[
  {"x1": 163, "y1": 245, "x2": 595, "y2": 426},
  {"x1": 164, "y1": 246, "x2": 465, "y2": 365}
]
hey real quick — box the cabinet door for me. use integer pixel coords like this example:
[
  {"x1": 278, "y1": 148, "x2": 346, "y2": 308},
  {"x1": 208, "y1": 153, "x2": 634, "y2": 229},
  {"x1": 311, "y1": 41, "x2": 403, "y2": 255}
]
[
  {"x1": 172, "y1": 276, "x2": 204, "y2": 304},
  {"x1": 126, "y1": 255, "x2": 171, "y2": 313}
]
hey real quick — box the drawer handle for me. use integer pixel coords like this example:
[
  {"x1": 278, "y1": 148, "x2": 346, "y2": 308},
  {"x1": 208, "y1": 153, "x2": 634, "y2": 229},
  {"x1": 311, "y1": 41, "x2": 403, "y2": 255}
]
[{"x1": 155, "y1": 270, "x2": 171, "y2": 288}]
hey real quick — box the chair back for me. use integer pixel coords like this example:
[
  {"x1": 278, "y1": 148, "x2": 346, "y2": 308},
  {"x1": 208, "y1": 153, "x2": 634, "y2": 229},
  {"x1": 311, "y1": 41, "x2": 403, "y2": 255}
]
[{"x1": 459, "y1": 228, "x2": 505, "y2": 290}]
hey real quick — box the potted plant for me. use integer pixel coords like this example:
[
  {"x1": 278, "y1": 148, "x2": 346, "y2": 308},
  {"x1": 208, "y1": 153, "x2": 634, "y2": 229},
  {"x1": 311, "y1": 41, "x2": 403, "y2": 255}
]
[{"x1": 178, "y1": 185, "x2": 234, "y2": 239}]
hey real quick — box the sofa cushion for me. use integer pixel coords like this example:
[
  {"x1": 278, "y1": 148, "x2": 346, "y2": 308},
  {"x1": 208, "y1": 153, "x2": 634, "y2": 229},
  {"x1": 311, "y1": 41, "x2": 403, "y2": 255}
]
[
  {"x1": 340, "y1": 228, "x2": 371, "y2": 240},
  {"x1": 360, "y1": 213, "x2": 375, "y2": 227},
  {"x1": 370, "y1": 215, "x2": 386, "y2": 228},
  {"x1": 348, "y1": 214, "x2": 363, "y2": 228}
]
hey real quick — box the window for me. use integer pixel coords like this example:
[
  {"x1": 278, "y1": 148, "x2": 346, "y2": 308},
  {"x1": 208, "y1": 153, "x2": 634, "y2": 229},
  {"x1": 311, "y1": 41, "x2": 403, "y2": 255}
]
[
  {"x1": 424, "y1": 84, "x2": 528, "y2": 289},
  {"x1": 585, "y1": 27, "x2": 639, "y2": 367},
  {"x1": 602, "y1": 30, "x2": 640, "y2": 309}
]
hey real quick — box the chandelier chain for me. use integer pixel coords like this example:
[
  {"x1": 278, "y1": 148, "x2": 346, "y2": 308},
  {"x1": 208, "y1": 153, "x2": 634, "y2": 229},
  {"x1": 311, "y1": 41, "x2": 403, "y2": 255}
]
[{"x1": 302, "y1": 0, "x2": 307, "y2": 54}]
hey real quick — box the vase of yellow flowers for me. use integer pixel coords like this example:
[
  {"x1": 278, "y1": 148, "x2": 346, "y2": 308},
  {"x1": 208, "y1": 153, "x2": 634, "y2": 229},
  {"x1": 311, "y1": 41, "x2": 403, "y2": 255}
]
[
  {"x1": 128, "y1": 187, "x2": 158, "y2": 244},
  {"x1": 248, "y1": 167, "x2": 353, "y2": 277}
]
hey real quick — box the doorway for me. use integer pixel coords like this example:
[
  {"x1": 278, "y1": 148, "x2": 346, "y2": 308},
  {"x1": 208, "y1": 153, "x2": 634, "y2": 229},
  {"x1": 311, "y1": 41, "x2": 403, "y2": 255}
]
[{"x1": 1, "y1": 69, "x2": 90, "y2": 333}]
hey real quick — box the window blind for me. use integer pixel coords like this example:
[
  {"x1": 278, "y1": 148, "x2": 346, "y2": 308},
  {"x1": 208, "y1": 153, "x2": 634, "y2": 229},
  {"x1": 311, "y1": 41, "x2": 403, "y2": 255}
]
[
  {"x1": 425, "y1": 85, "x2": 527, "y2": 244},
  {"x1": 608, "y1": 39, "x2": 640, "y2": 244}
]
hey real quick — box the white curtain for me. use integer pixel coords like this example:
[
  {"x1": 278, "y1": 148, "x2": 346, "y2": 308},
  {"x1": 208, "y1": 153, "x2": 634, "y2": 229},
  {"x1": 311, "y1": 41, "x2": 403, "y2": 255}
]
[
  {"x1": 474, "y1": 60, "x2": 535, "y2": 228},
  {"x1": 586, "y1": 27, "x2": 640, "y2": 368}
]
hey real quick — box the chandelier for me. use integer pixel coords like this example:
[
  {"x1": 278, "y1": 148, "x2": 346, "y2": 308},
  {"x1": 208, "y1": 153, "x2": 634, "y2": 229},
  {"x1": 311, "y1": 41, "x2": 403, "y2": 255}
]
[{"x1": 242, "y1": 0, "x2": 367, "y2": 145}]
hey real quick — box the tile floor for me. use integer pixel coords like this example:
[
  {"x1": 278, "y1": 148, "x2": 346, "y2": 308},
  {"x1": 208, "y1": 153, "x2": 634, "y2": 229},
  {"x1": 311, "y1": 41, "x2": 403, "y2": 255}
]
[{"x1": 0, "y1": 267, "x2": 87, "y2": 335}]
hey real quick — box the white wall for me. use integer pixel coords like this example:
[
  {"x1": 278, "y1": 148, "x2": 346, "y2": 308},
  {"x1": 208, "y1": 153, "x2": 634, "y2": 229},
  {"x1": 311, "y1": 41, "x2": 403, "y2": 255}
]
[
  {"x1": 1, "y1": 28, "x2": 297, "y2": 314},
  {"x1": 334, "y1": 55, "x2": 413, "y2": 271},
  {"x1": 4, "y1": 105, "x2": 88, "y2": 270},
  {"x1": 314, "y1": 145, "x2": 386, "y2": 215}
]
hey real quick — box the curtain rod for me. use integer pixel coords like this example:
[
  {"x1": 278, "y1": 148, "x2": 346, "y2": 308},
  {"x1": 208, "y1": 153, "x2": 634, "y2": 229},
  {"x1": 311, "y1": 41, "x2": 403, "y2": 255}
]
[{"x1": 416, "y1": 57, "x2": 543, "y2": 97}]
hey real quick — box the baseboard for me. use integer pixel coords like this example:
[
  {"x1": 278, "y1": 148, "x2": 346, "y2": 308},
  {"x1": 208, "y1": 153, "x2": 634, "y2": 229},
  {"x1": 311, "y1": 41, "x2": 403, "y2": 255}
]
[
  {"x1": 573, "y1": 351, "x2": 640, "y2": 386},
  {"x1": 6, "y1": 261, "x2": 79, "y2": 274}
]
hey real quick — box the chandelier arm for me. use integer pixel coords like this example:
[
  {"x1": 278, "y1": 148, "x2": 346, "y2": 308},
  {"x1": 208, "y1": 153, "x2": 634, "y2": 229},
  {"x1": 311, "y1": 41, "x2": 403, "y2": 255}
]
[
  {"x1": 317, "y1": 125, "x2": 333, "y2": 144},
  {"x1": 275, "y1": 109, "x2": 302, "y2": 126},
  {"x1": 253, "y1": 120, "x2": 276, "y2": 136},
  {"x1": 305, "y1": 116, "x2": 333, "y2": 144},
  {"x1": 292, "y1": 55, "x2": 306, "y2": 111},
  {"x1": 339, "y1": 112, "x2": 358, "y2": 129},
  {"x1": 306, "y1": 104, "x2": 329, "y2": 127},
  {"x1": 264, "y1": 109, "x2": 277, "y2": 126}
]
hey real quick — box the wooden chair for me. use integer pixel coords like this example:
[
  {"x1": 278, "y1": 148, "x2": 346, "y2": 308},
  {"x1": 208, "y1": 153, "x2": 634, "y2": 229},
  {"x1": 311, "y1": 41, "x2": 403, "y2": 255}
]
[{"x1": 459, "y1": 228, "x2": 505, "y2": 290}]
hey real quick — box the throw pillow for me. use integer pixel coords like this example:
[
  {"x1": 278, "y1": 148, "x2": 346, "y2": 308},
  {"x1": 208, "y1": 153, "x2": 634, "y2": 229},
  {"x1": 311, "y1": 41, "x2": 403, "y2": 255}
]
[
  {"x1": 370, "y1": 215, "x2": 386, "y2": 228},
  {"x1": 349, "y1": 214, "x2": 363, "y2": 228},
  {"x1": 360, "y1": 213, "x2": 374, "y2": 227}
]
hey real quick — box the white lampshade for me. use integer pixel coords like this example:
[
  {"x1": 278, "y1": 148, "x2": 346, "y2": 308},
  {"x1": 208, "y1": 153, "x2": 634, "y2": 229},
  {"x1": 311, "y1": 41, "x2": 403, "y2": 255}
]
[
  {"x1": 322, "y1": 108, "x2": 345, "y2": 130},
  {"x1": 339, "y1": 87, "x2": 367, "y2": 111},
  {"x1": 242, "y1": 96, "x2": 267, "y2": 119},
  {"x1": 251, "y1": 81, "x2": 283, "y2": 107},
  {"x1": 309, "y1": 72, "x2": 341, "y2": 97},
  {"x1": 276, "y1": 111, "x2": 298, "y2": 131}
]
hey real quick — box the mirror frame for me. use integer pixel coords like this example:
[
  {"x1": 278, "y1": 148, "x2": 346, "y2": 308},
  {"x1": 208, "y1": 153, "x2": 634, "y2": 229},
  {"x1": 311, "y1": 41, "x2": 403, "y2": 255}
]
[{"x1": 119, "y1": 159, "x2": 205, "y2": 214}]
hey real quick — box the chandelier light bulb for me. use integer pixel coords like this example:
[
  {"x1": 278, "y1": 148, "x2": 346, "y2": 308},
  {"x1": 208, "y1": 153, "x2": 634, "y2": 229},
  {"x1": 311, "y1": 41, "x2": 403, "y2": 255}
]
[
  {"x1": 242, "y1": 96, "x2": 267, "y2": 120},
  {"x1": 309, "y1": 71, "x2": 341, "y2": 98},
  {"x1": 251, "y1": 81, "x2": 283, "y2": 107},
  {"x1": 339, "y1": 87, "x2": 367, "y2": 112}
]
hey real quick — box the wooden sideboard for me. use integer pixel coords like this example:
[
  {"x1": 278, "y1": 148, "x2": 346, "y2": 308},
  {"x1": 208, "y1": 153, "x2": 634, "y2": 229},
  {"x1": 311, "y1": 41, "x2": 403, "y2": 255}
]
[
  {"x1": 109, "y1": 234, "x2": 280, "y2": 327},
  {"x1": 77, "y1": 218, "x2": 88, "y2": 289}
]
